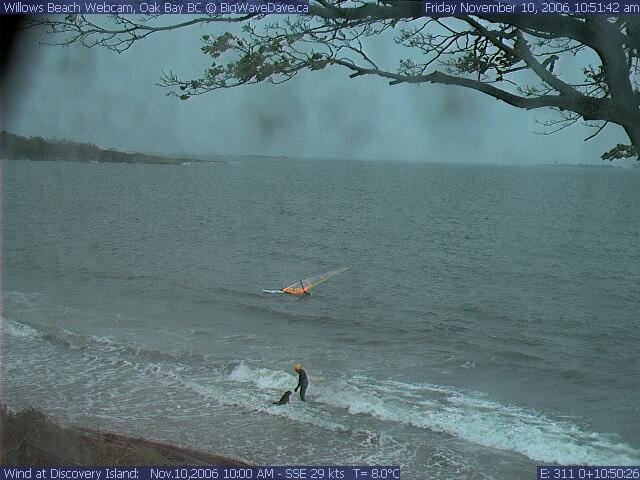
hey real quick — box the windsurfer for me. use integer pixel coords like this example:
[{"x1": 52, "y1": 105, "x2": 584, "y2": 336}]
[{"x1": 274, "y1": 268, "x2": 348, "y2": 296}]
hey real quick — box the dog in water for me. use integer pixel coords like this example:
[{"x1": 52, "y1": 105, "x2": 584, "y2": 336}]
[{"x1": 272, "y1": 390, "x2": 292, "y2": 405}]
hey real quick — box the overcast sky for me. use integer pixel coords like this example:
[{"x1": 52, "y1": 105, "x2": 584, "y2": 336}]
[{"x1": 2, "y1": 17, "x2": 629, "y2": 164}]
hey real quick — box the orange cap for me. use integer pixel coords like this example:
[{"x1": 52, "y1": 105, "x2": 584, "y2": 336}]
[{"x1": 294, "y1": 363, "x2": 301, "y2": 371}]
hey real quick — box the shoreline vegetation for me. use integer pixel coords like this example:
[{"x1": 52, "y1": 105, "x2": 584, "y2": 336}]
[
  {"x1": 1, "y1": 405, "x2": 251, "y2": 466},
  {"x1": 0, "y1": 132, "x2": 290, "y2": 165},
  {"x1": 0, "y1": 132, "x2": 208, "y2": 166}
]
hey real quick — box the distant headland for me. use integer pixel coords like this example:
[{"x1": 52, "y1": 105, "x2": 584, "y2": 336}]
[{"x1": 0, "y1": 132, "x2": 207, "y2": 165}]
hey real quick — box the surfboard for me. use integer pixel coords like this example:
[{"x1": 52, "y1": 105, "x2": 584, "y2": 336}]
[{"x1": 262, "y1": 289, "x2": 285, "y2": 294}]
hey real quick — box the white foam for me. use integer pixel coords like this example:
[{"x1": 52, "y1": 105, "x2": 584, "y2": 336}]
[
  {"x1": 89, "y1": 335, "x2": 115, "y2": 345},
  {"x1": 4, "y1": 291, "x2": 41, "y2": 308},
  {"x1": 228, "y1": 361, "x2": 295, "y2": 390},
  {"x1": 181, "y1": 371, "x2": 352, "y2": 435},
  {"x1": 3, "y1": 319, "x2": 43, "y2": 339},
  {"x1": 315, "y1": 377, "x2": 640, "y2": 465}
]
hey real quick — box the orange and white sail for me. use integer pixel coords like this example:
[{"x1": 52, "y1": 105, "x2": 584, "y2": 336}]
[{"x1": 279, "y1": 267, "x2": 349, "y2": 295}]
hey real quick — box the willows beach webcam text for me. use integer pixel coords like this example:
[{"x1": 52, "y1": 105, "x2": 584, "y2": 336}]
[{"x1": 1, "y1": 0, "x2": 308, "y2": 14}]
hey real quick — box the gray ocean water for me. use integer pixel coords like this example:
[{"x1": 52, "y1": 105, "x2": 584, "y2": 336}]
[{"x1": 2, "y1": 158, "x2": 640, "y2": 479}]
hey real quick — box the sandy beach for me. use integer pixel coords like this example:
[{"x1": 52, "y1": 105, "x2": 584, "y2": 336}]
[{"x1": 1, "y1": 406, "x2": 251, "y2": 467}]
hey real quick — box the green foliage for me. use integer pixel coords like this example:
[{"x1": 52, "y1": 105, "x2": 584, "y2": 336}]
[
  {"x1": 309, "y1": 52, "x2": 328, "y2": 70},
  {"x1": 453, "y1": 53, "x2": 493, "y2": 75},
  {"x1": 201, "y1": 32, "x2": 237, "y2": 58},
  {"x1": 601, "y1": 144, "x2": 638, "y2": 161}
]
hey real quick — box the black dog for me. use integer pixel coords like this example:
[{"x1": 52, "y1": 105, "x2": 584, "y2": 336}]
[{"x1": 272, "y1": 390, "x2": 292, "y2": 405}]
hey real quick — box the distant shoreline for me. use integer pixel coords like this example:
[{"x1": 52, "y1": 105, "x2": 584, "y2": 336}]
[
  {"x1": 537, "y1": 162, "x2": 620, "y2": 168},
  {"x1": 0, "y1": 132, "x2": 211, "y2": 166},
  {"x1": 2, "y1": 405, "x2": 252, "y2": 467}
]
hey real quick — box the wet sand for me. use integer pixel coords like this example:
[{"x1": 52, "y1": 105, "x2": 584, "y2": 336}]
[{"x1": 1, "y1": 406, "x2": 251, "y2": 466}]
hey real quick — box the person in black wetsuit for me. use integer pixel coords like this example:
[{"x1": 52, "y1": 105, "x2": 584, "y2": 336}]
[{"x1": 294, "y1": 363, "x2": 308, "y2": 401}]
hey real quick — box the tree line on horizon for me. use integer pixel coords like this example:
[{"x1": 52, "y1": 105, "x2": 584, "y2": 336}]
[{"x1": 0, "y1": 131, "x2": 198, "y2": 164}]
